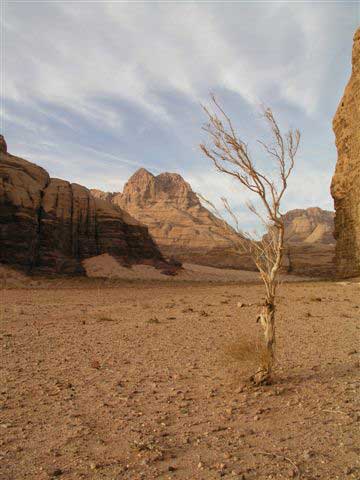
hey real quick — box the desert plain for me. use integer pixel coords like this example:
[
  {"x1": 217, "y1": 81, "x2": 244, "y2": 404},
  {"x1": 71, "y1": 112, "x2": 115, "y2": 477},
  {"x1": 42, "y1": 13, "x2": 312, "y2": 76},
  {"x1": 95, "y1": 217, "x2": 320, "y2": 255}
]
[{"x1": 1, "y1": 270, "x2": 359, "y2": 480}]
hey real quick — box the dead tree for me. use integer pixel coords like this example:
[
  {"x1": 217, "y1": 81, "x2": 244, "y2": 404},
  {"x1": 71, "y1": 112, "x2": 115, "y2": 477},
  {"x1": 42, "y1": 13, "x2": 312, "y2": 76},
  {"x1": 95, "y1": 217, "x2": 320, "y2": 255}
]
[{"x1": 200, "y1": 95, "x2": 300, "y2": 384}]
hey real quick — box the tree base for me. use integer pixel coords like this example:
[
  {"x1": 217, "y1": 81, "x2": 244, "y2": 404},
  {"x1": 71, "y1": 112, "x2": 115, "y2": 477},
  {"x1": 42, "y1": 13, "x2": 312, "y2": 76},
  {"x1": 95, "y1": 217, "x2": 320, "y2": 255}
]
[{"x1": 251, "y1": 368, "x2": 272, "y2": 386}]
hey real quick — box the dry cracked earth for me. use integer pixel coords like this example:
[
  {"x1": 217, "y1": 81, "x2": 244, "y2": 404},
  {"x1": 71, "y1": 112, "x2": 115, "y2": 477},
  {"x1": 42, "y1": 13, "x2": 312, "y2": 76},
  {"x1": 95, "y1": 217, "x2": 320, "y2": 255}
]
[{"x1": 1, "y1": 279, "x2": 359, "y2": 480}]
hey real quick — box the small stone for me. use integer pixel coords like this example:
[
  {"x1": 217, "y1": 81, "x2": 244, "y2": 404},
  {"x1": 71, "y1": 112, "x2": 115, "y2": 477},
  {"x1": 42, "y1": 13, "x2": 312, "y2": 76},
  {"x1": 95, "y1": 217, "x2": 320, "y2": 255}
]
[
  {"x1": 168, "y1": 466, "x2": 176, "y2": 472},
  {"x1": 198, "y1": 462, "x2": 204, "y2": 469},
  {"x1": 90, "y1": 360, "x2": 101, "y2": 369},
  {"x1": 51, "y1": 469, "x2": 63, "y2": 477}
]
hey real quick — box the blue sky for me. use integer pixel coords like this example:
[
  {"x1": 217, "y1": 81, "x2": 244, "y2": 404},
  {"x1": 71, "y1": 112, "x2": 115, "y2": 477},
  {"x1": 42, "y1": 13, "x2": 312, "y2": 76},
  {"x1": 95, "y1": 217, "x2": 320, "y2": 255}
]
[{"x1": 1, "y1": 1, "x2": 359, "y2": 228}]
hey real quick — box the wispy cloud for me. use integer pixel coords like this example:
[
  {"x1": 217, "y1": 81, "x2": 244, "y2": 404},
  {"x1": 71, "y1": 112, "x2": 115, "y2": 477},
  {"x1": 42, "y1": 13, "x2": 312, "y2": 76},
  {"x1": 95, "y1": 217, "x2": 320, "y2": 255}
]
[{"x1": 2, "y1": 2, "x2": 358, "y2": 228}]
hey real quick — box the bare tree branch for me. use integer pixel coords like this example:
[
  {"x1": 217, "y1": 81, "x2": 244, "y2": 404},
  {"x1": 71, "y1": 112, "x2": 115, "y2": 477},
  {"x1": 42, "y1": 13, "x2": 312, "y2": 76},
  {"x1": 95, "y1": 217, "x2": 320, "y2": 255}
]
[{"x1": 199, "y1": 96, "x2": 300, "y2": 385}]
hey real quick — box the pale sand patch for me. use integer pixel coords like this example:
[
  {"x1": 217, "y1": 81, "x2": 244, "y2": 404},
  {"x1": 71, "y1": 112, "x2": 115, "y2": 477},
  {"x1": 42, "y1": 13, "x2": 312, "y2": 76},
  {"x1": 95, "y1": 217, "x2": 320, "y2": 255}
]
[
  {"x1": 82, "y1": 253, "x2": 262, "y2": 282},
  {"x1": 82, "y1": 254, "x2": 310, "y2": 283},
  {"x1": 82, "y1": 254, "x2": 168, "y2": 280}
]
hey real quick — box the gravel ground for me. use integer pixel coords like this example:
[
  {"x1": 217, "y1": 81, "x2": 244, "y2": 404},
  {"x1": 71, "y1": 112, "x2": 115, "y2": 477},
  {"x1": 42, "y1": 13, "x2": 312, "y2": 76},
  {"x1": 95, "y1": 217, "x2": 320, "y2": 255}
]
[{"x1": 1, "y1": 279, "x2": 359, "y2": 480}]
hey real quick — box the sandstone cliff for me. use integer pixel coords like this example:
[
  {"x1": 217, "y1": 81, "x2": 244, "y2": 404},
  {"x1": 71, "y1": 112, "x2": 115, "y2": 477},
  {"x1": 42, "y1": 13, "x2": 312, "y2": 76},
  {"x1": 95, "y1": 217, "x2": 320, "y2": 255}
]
[
  {"x1": 283, "y1": 208, "x2": 335, "y2": 244},
  {"x1": 0, "y1": 138, "x2": 165, "y2": 274},
  {"x1": 92, "y1": 168, "x2": 253, "y2": 270},
  {"x1": 91, "y1": 171, "x2": 335, "y2": 276},
  {"x1": 282, "y1": 208, "x2": 335, "y2": 277},
  {"x1": 331, "y1": 28, "x2": 360, "y2": 278}
]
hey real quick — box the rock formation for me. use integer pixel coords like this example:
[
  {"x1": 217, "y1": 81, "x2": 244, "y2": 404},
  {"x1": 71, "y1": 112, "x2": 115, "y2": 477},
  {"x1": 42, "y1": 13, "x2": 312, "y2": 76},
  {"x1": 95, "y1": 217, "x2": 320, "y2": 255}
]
[
  {"x1": 331, "y1": 28, "x2": 360, "y2": 278},
  {"x1": 92, "y1": 168, "x2": 253, "y2": 270},
  {"x1": 283, "y1": 208, "x2": 335, "y2": 244},
  {"x1": 0, "y1": 139, "x2": 165, "y2": 274},
  {"x1": 92, "y1": 171, "x2": 336, "y2": 276},
  {"x1": 0, "y1": 135, "x2": 7, "y2": 154},
  {"x1": 282, "y1": 208, "x2": 335, "y2": 277}
]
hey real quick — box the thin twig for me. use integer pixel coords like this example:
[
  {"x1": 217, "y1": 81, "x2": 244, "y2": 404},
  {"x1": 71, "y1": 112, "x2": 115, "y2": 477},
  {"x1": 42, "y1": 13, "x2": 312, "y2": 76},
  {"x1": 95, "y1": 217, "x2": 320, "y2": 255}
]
[{"x1": 322, "y1": 409, "x2": 349, "y2": 415}]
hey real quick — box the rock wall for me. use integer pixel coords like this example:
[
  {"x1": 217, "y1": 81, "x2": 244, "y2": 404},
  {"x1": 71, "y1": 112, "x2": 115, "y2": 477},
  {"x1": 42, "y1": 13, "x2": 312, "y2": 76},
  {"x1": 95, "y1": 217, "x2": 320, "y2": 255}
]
[
  {"x1": 92, "y1": 171, "x2": 336, "y2": 276},
  {"x1": 0, "y1": 144, "x2": 50, "y2": 269},
  {"x1": 0, "y1": 140, "x2": 164, "y2": 274},
  {"x1": 283, "y1": 208, "x2": 335, "y2": 244},
  {"x1": 282, "y1": 208, "x2": 335, "y2": 277},
  {"x1": 331, "y1": 28, "x2": 360, "y2": 278},
  {"x1": 92, "y1": 168, "x2": 254, "y2": 270}
]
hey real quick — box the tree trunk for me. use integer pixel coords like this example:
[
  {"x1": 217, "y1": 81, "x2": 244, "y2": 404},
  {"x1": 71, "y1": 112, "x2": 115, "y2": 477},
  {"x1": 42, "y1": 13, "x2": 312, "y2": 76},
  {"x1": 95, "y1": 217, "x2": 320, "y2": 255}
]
[{"x1": 253, "y1": 300, "x2": 276, "y2": 385}]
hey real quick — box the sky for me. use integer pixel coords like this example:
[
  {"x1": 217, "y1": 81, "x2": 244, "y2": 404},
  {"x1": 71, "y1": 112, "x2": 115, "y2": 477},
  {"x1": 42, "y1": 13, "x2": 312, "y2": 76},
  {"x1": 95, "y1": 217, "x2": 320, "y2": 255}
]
[{"x1": 1, "y1": 1, "x2": 359, "y2": 228}]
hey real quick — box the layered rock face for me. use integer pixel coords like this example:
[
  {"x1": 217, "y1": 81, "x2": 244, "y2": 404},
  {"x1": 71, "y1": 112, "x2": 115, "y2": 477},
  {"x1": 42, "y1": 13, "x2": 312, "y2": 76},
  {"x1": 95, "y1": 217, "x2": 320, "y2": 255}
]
[
  {"x1": 92, "y1": 171, "x2": 335, "y2": 275},
  {"x1": 0, "y1": 141, "x2": 50, "y2": 269},
  {"x1": 331, "y1": 28, "x2": 360, "y2": 278},
  {"x1": 93, "y1": 168, "x2": 253, "y2": 269},
  {"x1": 0, "y1": 141, "x2": 164, "y2": 274},
  {"x1": 284, "y1": 208, "x2": 335, "y2": 244},
  {"x1": 282, "y1": 208, "x2": 335, "y2": 277}
]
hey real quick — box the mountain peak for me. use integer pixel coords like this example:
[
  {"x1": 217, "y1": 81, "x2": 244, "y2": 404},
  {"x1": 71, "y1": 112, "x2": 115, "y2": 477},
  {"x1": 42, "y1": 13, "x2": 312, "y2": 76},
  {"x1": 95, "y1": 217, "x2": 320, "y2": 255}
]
[{"x1": 129, "y1": 168, "x2": 155, "y2": 182}]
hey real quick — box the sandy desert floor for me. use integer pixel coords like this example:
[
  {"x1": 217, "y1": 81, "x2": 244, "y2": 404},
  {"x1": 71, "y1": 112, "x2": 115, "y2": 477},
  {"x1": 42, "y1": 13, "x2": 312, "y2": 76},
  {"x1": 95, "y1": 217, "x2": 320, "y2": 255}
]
[{"x1": 1, "y1": 278, "x2": 359, "y2": 480}]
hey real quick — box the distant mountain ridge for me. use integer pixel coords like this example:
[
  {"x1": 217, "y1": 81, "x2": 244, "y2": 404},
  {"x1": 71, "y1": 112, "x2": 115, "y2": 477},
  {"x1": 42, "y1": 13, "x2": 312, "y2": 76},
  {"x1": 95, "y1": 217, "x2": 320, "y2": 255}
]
[
  {"x1": 0, "y1": 140, "x2": 337, "y2": 278},
  {"x1": 91, "y1": 169, "x2": 335, "y2": 276},
  {"x1": 283, "y1": 207, "x2": 335, "y2": 244},
  {"x1": 282, "y1": 208, "x2": 335, "y2": 277}
]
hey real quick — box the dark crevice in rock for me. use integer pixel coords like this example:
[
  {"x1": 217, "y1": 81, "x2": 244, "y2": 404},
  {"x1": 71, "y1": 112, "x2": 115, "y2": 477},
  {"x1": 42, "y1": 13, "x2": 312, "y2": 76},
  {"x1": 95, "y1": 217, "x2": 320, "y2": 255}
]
[{"x1": 31, "y1": 175, "x2": 50, "y2": 273}]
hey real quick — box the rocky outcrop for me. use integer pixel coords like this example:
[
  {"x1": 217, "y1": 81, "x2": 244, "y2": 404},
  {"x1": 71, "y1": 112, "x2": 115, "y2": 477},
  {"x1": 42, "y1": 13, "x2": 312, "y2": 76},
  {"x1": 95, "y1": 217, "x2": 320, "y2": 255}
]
[
  {"x1": 90, "y1": 189, "x2": 114, "y2": 203},
  {"x1": 0, "y1": 135, "x2": 7, "y2": 154},
  {"x1": 282, "y1": 208, "x2": 335, "y2": 277},
  {"x1": 92, "y1": 168, "x2": 253, "y2": 270},
  {"x1": 331, "y1": 28, "x2": 360, "y2": 278},
  {"x1": 91, "y1": 171, "x2": 335, "y2": 276},
  {"x1": 0, "y1": 142, "x2": 165, "y2": 274},
  {"x1": 283, "y1": 208, "x2": 335, "y2": 244},
  {"x1": 0, "y1": 148, "x2": 50, "y2": 269}
]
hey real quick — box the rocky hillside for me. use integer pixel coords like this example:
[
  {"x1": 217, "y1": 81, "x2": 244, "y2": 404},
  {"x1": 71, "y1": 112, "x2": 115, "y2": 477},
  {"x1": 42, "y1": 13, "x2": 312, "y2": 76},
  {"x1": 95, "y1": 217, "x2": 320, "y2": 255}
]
[
  {"x1": 93, "y1": 168, "x2": 254, "y2": 269},
  {"x1": 92, "y1": 168, "x2": 253, "y2": 270},
  {"x1": 282, "y1": 208, "x2": 335, "y2": 277},
  {"x1": 331, "y1": 28, "x2": 360, "y2": 278},
  {"x1": 283, "y1": 208, "x2": 334, "y2": 244},
  {"x1": 0, "y1": 137, "x2": 167, "y2": 275},
  {"x1": 91, "y1": 171, "x2": 335, "y2": 276}
]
